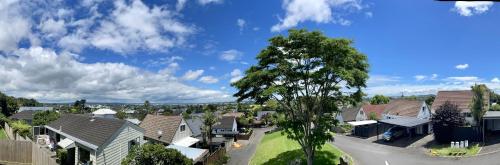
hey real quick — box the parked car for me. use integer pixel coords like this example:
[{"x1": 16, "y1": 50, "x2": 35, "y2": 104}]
[{"x1": 383, "y1": 126, "x2": 407, "y2": 141}]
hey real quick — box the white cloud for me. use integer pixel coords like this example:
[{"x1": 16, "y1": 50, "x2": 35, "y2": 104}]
[
  {"x1": 220, "y1": 49, "x2": 243, "y2": 61},
  {"x1": 237, "y1": 18, "x2": 246, "y2": 32},
  {"x1": 492, "y1": 77, "x2": 500, "y2": 83},
  {"x1": 39, "y1": 18, "x2": 67, "y2": 38},
  {"x1": 455, "y1": 63, "x2": 469, "y2": 70},
  {"x1": 365, "y1": 12, "x2": 373, "y2": 18},
  {"x1": 454, "y1": 1, "x2": 493, "y2": 17},
  {"x1": 414, "y1": 75, "x2": 427, "y2": 81},
  {"x1": 89, "y1": 0, "x2": 195, "y2": 53},
  {"x1": 431, "y1": 74, "x2": 438, "y2": 80},
  {"x1": 176, "y1": 0, "x2": 188, "y2": 11},
  {"x1": 198, "y1": 0, "x2": 223, "y2": 5},
  {"x1": 445, "y1": 76, "x2": 480, "y2": 82},
  {"x1": 367, "y1": 75, "x2": 400, "y2": 86},
  {"x1": 253, "y1": 27, "x2": 260, "y2": 31},
  {"x1": 230, "y1": 69, "x2": 243, "y2": 83},
  {"x1": 182, "y1": 69, "x2": 204, "y2": 80},
  {"x1": 199, "y1": 76, "x2": 219, "y2": 84},
  {"x1": 271, "y1": 0, "x2": 364, "y2": 32},
  {"x1": 0, "y1": 0, "x2": 32, "y2": 52},
  {"x1": 0, "y1": 46, "x2": 231, "y2": 103}
]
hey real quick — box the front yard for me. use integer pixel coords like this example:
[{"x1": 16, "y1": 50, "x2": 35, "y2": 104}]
[
  {"x1": 250, "y1": 131, "x2": 349, "y2": 165},
  {"x1": 430, "y1": 143, "x2": 481, "y2": 157}
]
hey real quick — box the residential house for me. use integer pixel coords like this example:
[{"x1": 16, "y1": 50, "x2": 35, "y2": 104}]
[
  {"x1": 10, "y1": 110, "x2": 37, "y2": 125},
  {"x1": 92, "y1": 108, "x2": 117, "y2": 118},
  {"x1": 186, "y1": 114, "x2": 204, "y2": 138},
  {"x1": 432, "y1": 90, "x2": 490, "y2": 125},
  {"x1": 356, "y1": 104, "x2": 387, "y2": 121},
  {"x1": 45, "y1": 114, "x2": 144, "y2": 165},
  {"x1": 338, "y1": 106, "x2": 361, "y2": 123},
  {"x1": 212, "y1": 116, "x2": 238, "y2": 136},
  {"x1": 139, "y1": 114, "x2": 208, "y2": 163},
  {"x1": 381, "y1": 100, "x2": 432, "y2": 135},
  {"x1": 139, "y1": 114, "x2": 198, "y2": 147}
]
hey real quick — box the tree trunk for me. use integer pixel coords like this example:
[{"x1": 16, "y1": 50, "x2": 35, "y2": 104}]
[{"x1": 306, "y1": 147, "x2": 314, "y2": 165}]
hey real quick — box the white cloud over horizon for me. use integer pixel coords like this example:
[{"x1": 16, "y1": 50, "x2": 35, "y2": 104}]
[
  {"x1": 455, "y1": 63, "x2": 469, "y2": 70},
  {"x1": 0, "y1": 47, "x2": 231, "y2": 103}
]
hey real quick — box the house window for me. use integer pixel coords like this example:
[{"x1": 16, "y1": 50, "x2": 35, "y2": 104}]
[
  {"x1": 422, "y1": 107, "x2": 425, "y2": 112},
  {"x1": 128, "y1": 139, "x2": 138, "y2": 151},
  {"x1": 180, "y1": 125, "x2": 186, "y2": 132}
]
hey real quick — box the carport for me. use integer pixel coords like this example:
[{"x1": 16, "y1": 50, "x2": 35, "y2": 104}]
[
  {"x1": 347, "y1": 120, "x2": 378, "y2": 137},
  {"x1": 482, "y1": 111, "x2": 500, "y2": 142},
  {"x1": 377, "y1": 117, "x2": 430, "y2": 140}
]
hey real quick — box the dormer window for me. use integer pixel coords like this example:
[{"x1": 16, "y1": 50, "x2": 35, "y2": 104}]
[
  {"x1": 180, "y1": 125, "x2": 186, "y2": 132},
  {"x1": 422, "y1": 107, "x2": 425, "y2": 112}
]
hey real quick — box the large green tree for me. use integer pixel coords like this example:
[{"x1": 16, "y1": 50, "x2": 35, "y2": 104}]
[
  {"x1": 471, "y1": 84, "x2": 489, "y2": 125},
  {"x1": 33, "y1": 111, "x2": 60, "y2": 126},
  {"x1": 121, "y1": 143, "x2": 192, "y2": 165},
  {"x1": 370, "y1": 95, "x2": 390, "y2": 105},
  {"x1": 232, "y1": 29, "x2": 369, "y2": 165}
]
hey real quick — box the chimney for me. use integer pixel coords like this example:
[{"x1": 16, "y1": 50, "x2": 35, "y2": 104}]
[{"x1": 59, "y1": 126, "x2": 62, "y2": 131}]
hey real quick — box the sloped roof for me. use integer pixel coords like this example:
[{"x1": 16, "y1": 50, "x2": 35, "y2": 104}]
[
  {"x1": 340, "y1": 107, "x2": 360, "y2": 122},
  {"x1": 139, "y1": 114, "x2": 182, "y2": 144},
  {"x1": 213, "y1": 116, "x2": 235, "y2": 129},
  {"x1": 384, "y1": 100, "x2": 423, "y2": 117},
  {"x1": 222, "y1": 112, "x2": 244, "y2": 118},
  {"x1": 431, "y1": 90, "x2": 473, "y2": 113},
  {"x1": 92, "y1": 108, "x2": 117, "y2": 115},
  {"x1": 10, "y1": 110, "x2": 36, "y2": 121},
  {"x1": 361, "y1": 104, "x2": 387, "y2": 119},
  {"x1": 186, "y1": 117, "x2": 203, "y2": 137},
  {"x1": 46, "y1": 114, "x2": 134, "y2": 148}
]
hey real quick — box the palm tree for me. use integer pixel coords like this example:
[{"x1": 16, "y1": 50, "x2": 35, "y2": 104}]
[{"x1": 201, "y1": 110, "x2": 218, "y2": 147}]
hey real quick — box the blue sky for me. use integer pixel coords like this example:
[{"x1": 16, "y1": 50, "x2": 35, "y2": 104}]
[{"x1": 0, "y1": 0, "x2": 499, "y2": 103}]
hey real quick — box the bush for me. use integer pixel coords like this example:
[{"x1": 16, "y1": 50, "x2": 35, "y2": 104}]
[
  {"x1": 214, "y1": 155, "x2": 230, "y2": 165},
  {"x1": 122, "y1": 143, "x2": 193, "y2": 165},
  {"x1": 432, "y1": 101, "x2": 465, "y2": 143},
  {"x1": 491, "y1": 104, "x2": 500, "y2": 111},
  {"x1": 33, "y1": 111, "x2": 60, "y2": 126},
  {"x1": 10, "y1": 120, "x2": 31, "y2": 138},
  {"x1": 56, "y1": 149, "x2": 68, "y2": 164}
]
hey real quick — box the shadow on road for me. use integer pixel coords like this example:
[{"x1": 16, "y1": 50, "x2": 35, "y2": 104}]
[
  {"x1": 373, "y1": 135, "x2": 426, "y2": 148},
  {"x1": 261, "y1": 149, "x2": 339, "y2": 165}
]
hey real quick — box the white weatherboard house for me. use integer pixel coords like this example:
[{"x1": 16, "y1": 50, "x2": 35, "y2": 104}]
[
  {"x1": 212, "y1": 116, "x2": 238, "y2": 136},
  {"x1": 45, "y1": 114, "x2": 144, "y2": 165},
  {"x1": 380, "y1": 100, "x2": 432, "y2": 135},
  {"x1": 92, "y1": 108, "x2": 117, "y2": 118}
]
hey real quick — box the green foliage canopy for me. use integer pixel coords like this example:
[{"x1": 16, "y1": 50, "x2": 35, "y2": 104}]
[
  {"x1": 121, "y1": 143, "x2": 192, "y2": 165},
  {"x1": 369, "y1": 95, "x2": 390, "y2": 105},
  {"x1": 232, "y1": 29, "x2": 369, "y2": 165},
  {"x1": 33, "y1": 111, "x2": 60, "y2": 126}
]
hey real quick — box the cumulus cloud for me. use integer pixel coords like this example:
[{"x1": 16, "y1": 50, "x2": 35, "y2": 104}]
[
  {"x1": 176, "y1": 0, "x2": 188, "y2": 11},
  {"x1": 367, "y1": 75, "x2": 400, "y2": 86},
  {"x1": 0, "y1": 47, "x2": 231, "y2": 103},
  {"x1": 492, "y1": 77, "x2": 500, "y2": 83},
  {"x1": 271, "y1": 0, "x2": 364, "y2": 32},
  {"x1": 445, "y1": 76, "x2": 480, "y2": 82},
  {"x1": 453, "y1": 1, "x2": 493, "y2": 16},
  {"x1": 199, "y1": 76, "x2": 219, "y2": 84},
  {"x1": 414, "y1": 75, "x2": 426, "y2": 81},
  {"x1": 455, "y1": 63, "x2": 469, "y2": 70},
  {"x1": 219, "y1": 49, "x2": 243, "y2": 62},
  {"x1": 431, "y1": 74, "x2": 438, "y2": 80},
  {"x1": 182, "y1": 69, "x2": 204, "y2": 80},
  {"x1": 0, "y1": 0, "x2": 32, "y2": 52},
  {"x1": 230, "y1": 69, "x2": 243, "y2": 83}
]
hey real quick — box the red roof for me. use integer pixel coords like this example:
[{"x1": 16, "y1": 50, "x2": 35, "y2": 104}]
[{"x1": 361, "y1": 104, "x2": 387, "y2": 119}]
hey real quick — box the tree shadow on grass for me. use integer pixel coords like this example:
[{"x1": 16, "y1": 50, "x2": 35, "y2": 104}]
[{"x1": 262, "y1": 149, "x2": 339, "y2": 165}]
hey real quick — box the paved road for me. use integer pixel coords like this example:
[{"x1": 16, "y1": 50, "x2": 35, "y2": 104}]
[
  {"x1": 227, "y1": 127, "x2": 273, "y2": 165},
  {"x1": 332, "y1": 135, "x2": 500, "y2": 165}
]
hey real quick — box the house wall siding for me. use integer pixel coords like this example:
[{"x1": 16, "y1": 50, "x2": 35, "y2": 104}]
[
  {"x1": 172, "y1": 119, "x2": 193, "y2": 143},
  {"x1": 96, "y1": 125, "x2": 143, "y2": 165},
  {"x1": 355, "y1": 108, "x2": 366, "y2": 121}
]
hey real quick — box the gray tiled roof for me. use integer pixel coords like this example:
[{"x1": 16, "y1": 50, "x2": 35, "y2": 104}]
[
  {"x1": 341, "y1": 107, "x2": 360, "y2": 122},
  {"x1": 186, "y1": 117, "x2": 203, "y2": 137},
  {"x1": 10, "y1": 110, "x2": 36, "y2": 121},
  {"x1": 46, "y1": 114, "x2": 127, "y2": 148},
  {"x1": 213, "y1": 116, "x2": 235, "y2": 129},
  {"x1": 379, "y1": 117, "x2": 430, "y2": 128}
]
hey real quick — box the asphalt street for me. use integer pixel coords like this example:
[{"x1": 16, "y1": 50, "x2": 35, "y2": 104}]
[{"x1": 332, "y1": 135, "x2": 500, "y2": 165}]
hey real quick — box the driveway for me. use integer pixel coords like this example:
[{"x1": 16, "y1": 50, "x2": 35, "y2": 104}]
[
  {"x1": 332, "y1": 135, "x2": 500, "y2": 165},
  {"x1": 227, "y1": 127, "x2": 274, "y2": 165}
]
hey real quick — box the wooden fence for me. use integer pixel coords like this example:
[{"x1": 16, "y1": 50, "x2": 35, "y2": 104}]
[
  {"x1": 0, "y1": 140, "x2": 32, "y2": 164},
  {"x1": 205, "y1": 147, "x2": 226, "y2": 165},
  {"x1": 0, "y1": 140, "x2": 57, "y2": 165}
]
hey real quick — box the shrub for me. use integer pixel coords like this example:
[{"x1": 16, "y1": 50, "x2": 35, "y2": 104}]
[
  {"x1": 432, "y1": 101, "x2": 465, "y2": 143},
  {"x1": 33, "y1": 111, "x2": 60, "y2": 126},
  {"x1": 56, "y1": 149, "x2": 68, "y2": 164},
  {"x1": 122, "y1": 143, "x2": 192, "y2": 165},
  {"x1": 10, "y1": 120, "x2": 31, "y2": 138}
]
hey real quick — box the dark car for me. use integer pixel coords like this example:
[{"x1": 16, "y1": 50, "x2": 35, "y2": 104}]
[{"x1": 382, "y1": 126, "x2": 407, "y2": 141}]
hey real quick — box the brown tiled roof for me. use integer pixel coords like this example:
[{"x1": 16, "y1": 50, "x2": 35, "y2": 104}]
[
  {"x1": 139, "y1": 114, "x2": 182, "y2": 144},
  {"x1": 46, "y1": 114, "x2": 130, "y2": 148},
  {"x1": 431, "y1": 90, "x2": 473, "y2": 113},
  {"x1": 340, "y1": 107, "x2": 360, "y2": 122},
  {"x1": 213, "y1": 116, "x2": 235, "y2": 129},
  {"x1": 361, "y1": 104, "x2": 387, "y2": 119},
  {"x1": 384, "y1": 100, "x2": 423, "y2": 117}
]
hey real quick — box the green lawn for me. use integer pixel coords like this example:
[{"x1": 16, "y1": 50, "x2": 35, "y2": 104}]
[
  {"x1": 0, "y1": 128, "x2": 7, "y2": 140},
  {"x1": 250, "y1": 131, "x2": 347, "y2": 165},
  {"x1": 430, "y1": 144, "x2": 481, "y2": 157}
]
